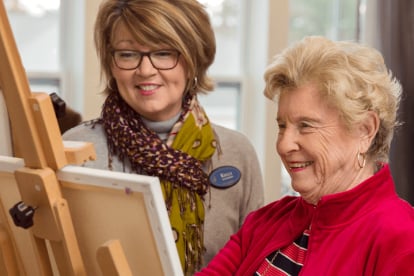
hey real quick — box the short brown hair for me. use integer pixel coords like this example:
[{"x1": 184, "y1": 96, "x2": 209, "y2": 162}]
[{"x1": 94, "y1": 0, "x2": 216, "y2": 95}]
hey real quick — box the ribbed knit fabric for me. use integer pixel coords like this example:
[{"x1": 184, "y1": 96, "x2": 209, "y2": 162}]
[{"x1": 254, "y1": 229, "x2": 310, "y2": 276}]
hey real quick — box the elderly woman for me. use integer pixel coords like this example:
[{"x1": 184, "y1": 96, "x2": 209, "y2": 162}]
[
  {"x1": 63, "y1": 0, "x2": 264, "y2": 274},
  {"x1": 196, "y1": 36, "x2": 414, "y2": 275}
]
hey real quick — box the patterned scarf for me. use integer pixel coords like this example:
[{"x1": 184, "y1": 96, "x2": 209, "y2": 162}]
[{"x1": 101, "y1": 92, "x2": 216, "y2": 274}]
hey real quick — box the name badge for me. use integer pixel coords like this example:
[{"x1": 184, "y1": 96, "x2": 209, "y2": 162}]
[{"x1": 209, "y1": 166, "x2": 241, "y2": 189}]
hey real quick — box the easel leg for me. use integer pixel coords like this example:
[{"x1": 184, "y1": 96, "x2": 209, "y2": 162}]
[
  {"x1": 0, "y1": 226, "x2": 19, "y2": 276},
  {"x1": 32, "y1": 236, "x2": 54, "y2": 276}
]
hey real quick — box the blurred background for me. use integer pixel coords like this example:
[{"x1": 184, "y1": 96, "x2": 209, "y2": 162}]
[{"x1": 3, "y1": 0, "x2": 413, "y2": 204}]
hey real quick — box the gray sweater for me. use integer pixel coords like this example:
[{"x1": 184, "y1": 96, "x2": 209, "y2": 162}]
[{"x1": 63, "y1": 122, "x2": 264, "y2": 266}]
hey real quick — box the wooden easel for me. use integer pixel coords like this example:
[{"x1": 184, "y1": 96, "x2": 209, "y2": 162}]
[
  {"x1": 0, "y1": 1, "x2": 183, "y2": 275},
  {"x1": 0, "y1": 1, "x2": 107, "y2": 275},
  {"x1": 0, "y1": 154, "x2": 183, "y2": 276}
]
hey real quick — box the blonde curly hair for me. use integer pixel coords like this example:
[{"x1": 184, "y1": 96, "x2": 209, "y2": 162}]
[{"x1": 264, "y1": 36, "x2": 402, "y2": 162}]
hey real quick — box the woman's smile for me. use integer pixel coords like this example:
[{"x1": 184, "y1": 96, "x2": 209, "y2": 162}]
[
  {"x1": 288, "y1": 161, "x2": 314, "y2": 172},
  {"x1": 135, "y1": 83, "x2": 160, "y2": 95}
]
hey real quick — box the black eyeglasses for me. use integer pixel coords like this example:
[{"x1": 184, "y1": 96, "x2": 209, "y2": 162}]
[{"x1": 112, "y1": 49, "x2": 181, "y2": 70}]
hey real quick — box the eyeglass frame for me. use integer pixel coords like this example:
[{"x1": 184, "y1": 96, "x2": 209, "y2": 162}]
[{"x1": 111, "y1": 49, "x2": 181, "y2": 70}]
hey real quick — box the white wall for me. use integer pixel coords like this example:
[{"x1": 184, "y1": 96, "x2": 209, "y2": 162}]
[
  {"x1": 241, "y1": 0, "x2": 288, "y2": 203},
  {"x1": 264, "y1": 0, "x2": 289, "y2": 203},
  {"x1": 83, "y1": 0, "x2": 106, "y2": 120},
  {"x1": 61, "y1": 0, "x2": 105, "y2": 120}
]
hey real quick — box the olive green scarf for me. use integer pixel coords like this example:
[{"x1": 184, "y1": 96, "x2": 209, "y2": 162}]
[{"x1": 101, "y1": 92, "x2": 216, "y2": 274}]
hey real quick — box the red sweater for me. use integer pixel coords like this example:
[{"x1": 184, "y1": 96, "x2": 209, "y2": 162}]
[{"x1": 197, "y1": 164, "x2": 414, "y2": 275}]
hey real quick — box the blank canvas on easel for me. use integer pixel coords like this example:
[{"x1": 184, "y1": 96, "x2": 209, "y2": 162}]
[{"x1": 0, "y1": 156, "x2": 183, "y2": 276}]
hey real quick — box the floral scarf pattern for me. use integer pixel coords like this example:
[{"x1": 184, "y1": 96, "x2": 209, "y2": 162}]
[{"x1": 101, "y1": 92, "x2": 216, "y2": 274}]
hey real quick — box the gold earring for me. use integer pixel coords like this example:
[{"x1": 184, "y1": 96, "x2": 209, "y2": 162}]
[
  {"x1": 107, "y1": 78, "x2": 116, "y2": 91},
  {"x1": 191, "y1": 77, "x2": 198, "y2": 91},
  {"x1": 187, "y1": 77, "x2": 198, "y2": 95},
  {"x1": 357, "y1": 151, "x2": 366, "y2": 169}
]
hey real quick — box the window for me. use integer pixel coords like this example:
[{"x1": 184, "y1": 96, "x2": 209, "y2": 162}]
[
  {"x1": 198, "y1": 82, "x2": 241, "y2": 130},
  {"x1": 5, "y1": 0, "x2": 61, "y2": 94},
  {"x1": 5, "y1": 0, "x2": 245, "y2": 128},
  {"x1": 4, "y1": 0, "x2": 365, "y2": 199},
  {"x1": 198, "y1": 0, "x2": 243, "y2": 130},
  {"x1": 289, "y1": 0, "x2": 359, "y2": 43}
]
